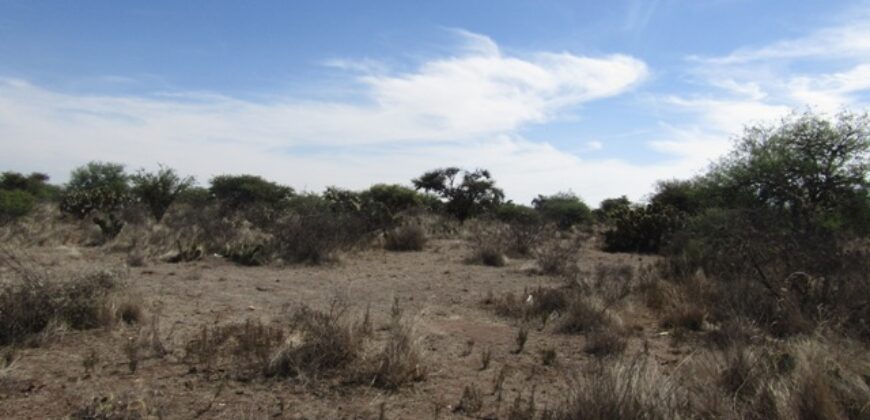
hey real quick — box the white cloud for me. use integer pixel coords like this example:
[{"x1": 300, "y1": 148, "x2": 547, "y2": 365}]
[
  {"x1": 657, "y1": 11, "x2": 870, "y2": 166},
  {"x1": 0, "y1": 32, "x2": 661, "y2": 205}
]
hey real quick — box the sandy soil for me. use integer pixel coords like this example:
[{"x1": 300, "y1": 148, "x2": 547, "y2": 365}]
[{"x1": 0, "y1": 239, "x2": 681, "y2": 419}]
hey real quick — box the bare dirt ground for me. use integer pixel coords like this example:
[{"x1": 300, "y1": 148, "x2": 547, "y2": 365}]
[{"x1": 1, "y1": 239, "x2": 679, "y2": 419}]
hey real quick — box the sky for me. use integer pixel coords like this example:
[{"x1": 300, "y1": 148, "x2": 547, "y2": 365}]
[{"x1": 1, "y1": 0, "x2": 869, "y2": 205}]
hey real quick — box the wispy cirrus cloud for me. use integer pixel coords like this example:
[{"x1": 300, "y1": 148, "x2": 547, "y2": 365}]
[{"x1": 654, "y1": 8, "x2": 870, "y2": 167}]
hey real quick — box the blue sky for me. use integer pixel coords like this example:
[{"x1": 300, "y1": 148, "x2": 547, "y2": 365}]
[{"x1": 1, "y1": 0, "x2": 869, "y2": 204}]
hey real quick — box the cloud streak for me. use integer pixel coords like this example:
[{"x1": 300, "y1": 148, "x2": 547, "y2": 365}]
[{"x1": 0, "y1": 32, "x2": 658, "y2": 204}]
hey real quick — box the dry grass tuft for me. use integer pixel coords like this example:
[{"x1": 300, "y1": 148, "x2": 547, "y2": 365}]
[
  {"x1": 584, "y1": 330, "x2": 628, "y2": 357},
  {"x1": 534, "y1": 234, "x2": 582, "y2": 276},
  {"x1": 0, "y1": 251, "x2": 137, "y2": 346},
  {"x1": 548, "y1": 356, "x2": 685, "y2": 420},
  {"x1": 384, "y1": 224, "x2": 427, "y2": 252}
]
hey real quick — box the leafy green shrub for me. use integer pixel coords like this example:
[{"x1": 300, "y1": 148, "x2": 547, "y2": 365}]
[
  {"x1": 0, "y1": 171, "x2": 58, "y2": 200},
  {"x1": 209, "y1": 174, "x2": 293, "y2": 219},
  {"x1": 594, "y1": 195, "x2": 632, "y2": 223},
  {"x1": 602, "y1": 203, "x2": 684, "y2": 254},
  {"x1": 0, "y1": 190, "x2": 36, "y2": 222},
  {"x1": 413, "y1": 167, "x2": 504, "y2": 222},
  {"x1": 60, "y1": 162, "x2": 132, "y2": 239},
  {"x1": 533, "y1": 192, "x2": 592, "y2": 230},
  {"x1": 130, "y1": 165, "x2": 194, "y2": 222}
]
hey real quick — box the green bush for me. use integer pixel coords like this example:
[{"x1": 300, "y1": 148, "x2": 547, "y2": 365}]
[
  {"x1": 595, "y1": 195, "x2": 632, "y2": 223},
  {"x1": 603, "y1": 204, "x2": 683, "y2": 254},
  {"x1": 0, "y1": 171, "x2": 58, "y2": 200},
  {"x1": 0, "y1": 190, "x2": 36, "y2": 222},
  {"x1": 59, "y1": 162, "x2": 132, "y2": 239},
  {"x1": 209, "y1": 174, "x2": 293, "y2": 217},
  {"x1": 532, "y1": 192, "x2": 592, "y2": 230},
  {"x1": 130, "y1": 165, "x2": 194, "y2": 222}
]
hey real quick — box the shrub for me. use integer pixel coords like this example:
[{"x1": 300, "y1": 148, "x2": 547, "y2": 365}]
[
  {"x1": 413, "y1": 167, "x2": 504, "y2": 222},
  {"x1": 67, "y1": 162, "x2": 129, "y2": 196},
  {"x1": 356, "y1": 309, "x2": 426, "y2": 389},
  {"x1": 0, "y1": 190, "x2": 36, "y2": 223},
  {"x1": 0, "y1": 253, "x2": 134, "y2": 346},
  {"x1": 584, "y1": 330, "x2": 627, "y2": 357},
  {"x1": 602, "y1": 203, "x2": 684, "y2": 254},
  {"x1": 267, "y1": 305, "x2": 363, "y2": 378},
  {"x1": 270, "y1": 206, "x2": 368, "y2": 265},
  {"x1": 534, "y1": 233, "x2": 582, "y2": 276},
  {"x1": 130, "y1": 165, "x2": 194, "y2": 222},
  {"x1": 60, "y1": 162, "x2": 132, "y2": 239},
  {"x1": 384, "y1": 223, "x2": 427, "y2": 252},
  {"x1": 209, "y1": 174, "x2": 293, "y2": 219},
  {"x1": 549, "y1": 356, "x2": 685, "y2": 419},
  {"x1": 533, "y1": 192, "x2": 592, "y2": 230},
  {"x1": 466, "y1": 223, "x2": 507, "y2": 267},
  {"x1": 495, "y1": 203, "x2": 545, "y2": 256},
  {"x1": 0, "y1": 172, "x2": 57, "y2": 200},
  {"x1": 595, "y1": 195, "x2": 632, "y2": 223},
  {"x1": 222, "y1": 241, "x2": 266, "y2": 266},
  {"x1": 556, "y1": 297, "x2": 613, "y2": 334}
]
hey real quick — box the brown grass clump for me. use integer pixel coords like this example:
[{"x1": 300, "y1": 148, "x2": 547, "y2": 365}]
[
  {"x1": 356, "y1": 312, "x2": 427, "y2": 389},
  {"x1": 548, "y1": 356, "x2": 685, "y2": 420},
  {"x1": 384, "y1": 224, "x2": 427, "y2": 252},
  {"x1": 584, "y1": 330, "x2": 628, "y2": 357},
  {"x1": 184, "y1": 319, "x2": 285, "y2": 379},
  {"x1": 556, "y1": 296, "x2": 613, "y2": 334},
  {"x1": 466, "y1": 222, "x2": 508, "y2": 267},
  {"x1": 0, "y1": 251, "x2": 137, "y2": 346}
]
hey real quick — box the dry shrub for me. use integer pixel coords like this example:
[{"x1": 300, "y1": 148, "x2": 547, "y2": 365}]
[
  {"x1": 556, "y1": 296, "x2": 614, "y2": 335},
  {"x1": 384, "y1": 223, "x2": 427, "y2": 252},
  {"x1": 184, "y1": 319, "x2": 284, "y2": 379},
  {"x1": 267, "y1": 305, "x2": 361, "y2": 378},
  {"x1": 466, "y1": 221, "x2": 508, "y2": 267},
  {"x1": 0, "y1": 252, "x2": 136, "y2": 346},
  {"x1": 70, "y1": 390, "x2": 165, "y2": 419},
  {"x1": 534, "y1": 234, "x2": 582, "y2": 276},
  {"x1": 357, "y1": 313, "x2": 426, "y2": 389},
  {"x1": 549, "y1": 356, "x2": 685, "y2": 420},
  {"x1": 584, "y1": 330, "x2": 628, "y2": 357},
  {"x1": 270, "y1": 212, "x2": 368, "y2": 265},
  {"x1": 680, "y1": 337, "x2": 870, "y2": 420}
]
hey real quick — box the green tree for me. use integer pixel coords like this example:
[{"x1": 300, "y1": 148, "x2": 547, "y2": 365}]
[
  {"x1": 130, "y1": 165, "x2": 195, "y2": 222},
  {"x1": 706, "y1": 111, "x2": 869, "y2": 234},
  {"x1": 412, "y1": 167, "x2": 504, "y2": 222},
  {"x1": 532, "y1": 192, "x2": 592, "y2": 230}
]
